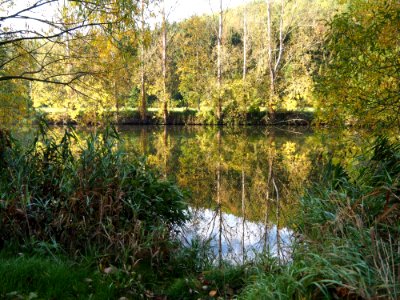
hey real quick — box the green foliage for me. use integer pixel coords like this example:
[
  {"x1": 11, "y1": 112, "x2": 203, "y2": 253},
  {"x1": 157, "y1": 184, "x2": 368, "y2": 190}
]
[
  {"x1": 0, "y1": 44, "x2": 31, "y2": 125},
  {"x1": 0, "y1": 125, "x2": 188, "y2": 263}
]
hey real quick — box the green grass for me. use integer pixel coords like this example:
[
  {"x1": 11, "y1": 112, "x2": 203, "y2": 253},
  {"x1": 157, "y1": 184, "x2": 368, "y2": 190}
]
[{"x1": 0, "y1": 252, "x2": 115, "y2": 299}]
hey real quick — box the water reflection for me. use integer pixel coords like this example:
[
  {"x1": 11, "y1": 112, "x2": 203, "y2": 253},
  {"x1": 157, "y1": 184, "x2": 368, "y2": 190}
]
[
  {"x1": 117, "y1": 126, "x2": 313, "y2": 263},
  {"x1": 181, "y1": 208, "x2": 293, "y2": 264},
  {"x1": 21, "y1": 125, "x2": 385, "y2": 263}
]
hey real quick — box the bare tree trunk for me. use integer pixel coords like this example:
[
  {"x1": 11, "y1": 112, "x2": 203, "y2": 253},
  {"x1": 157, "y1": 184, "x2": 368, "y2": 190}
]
[
  {"x1": 243, "y1": 6, "x2": 247, "y2": 82},
  {"x1": 241, "y1": 168, "x2": 246, "y2": 263},
  {"x1": 275, "y1": 0, "x2": 284, "y2": 76},
  {"x1": 161, "y1": 0, "x2": 168, "y2": 125},
  {"x1": 266, "y1": 0, "x2": 275, "y2": 121},
  {"x1": 217, "y1": 0, "x2": 223, "y2": 124},
  {"x1": 217, "y1": 129, "x2": 222, "y2": 267},
  {"x1": 196, "y1": 48, "x2": 200, "y2": 110},
  {"x1": 242, "y1": 5, "x2": 248, "y2": 123},
  {"x1": 140, "y1": 0, "x2": 147, "y2": 123}
]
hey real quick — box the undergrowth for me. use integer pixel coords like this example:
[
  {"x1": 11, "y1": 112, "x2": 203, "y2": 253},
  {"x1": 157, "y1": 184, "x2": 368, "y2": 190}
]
[{"x1": 0, "y1": 250, "x2": 115, "y2": 299}]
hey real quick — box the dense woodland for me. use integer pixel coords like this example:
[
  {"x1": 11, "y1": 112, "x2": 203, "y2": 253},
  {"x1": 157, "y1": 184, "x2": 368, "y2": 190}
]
[{"x1": 1, "y1": 0, "x2": 398, "y2": 126}]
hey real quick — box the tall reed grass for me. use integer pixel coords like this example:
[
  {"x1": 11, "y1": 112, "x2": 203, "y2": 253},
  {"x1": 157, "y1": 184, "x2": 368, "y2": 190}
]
[
  {"x1": 242, "y1": 137, "x2": 400, "y2": 299},
  {"x1": 0, "y1": 124, "x2": 188, "y2": 265}
]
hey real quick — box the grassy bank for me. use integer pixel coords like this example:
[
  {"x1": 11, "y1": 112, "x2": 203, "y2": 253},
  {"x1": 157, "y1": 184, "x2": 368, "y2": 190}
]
[{"x1": 0, "y1": 250, "x2": 116, "y2": 299}]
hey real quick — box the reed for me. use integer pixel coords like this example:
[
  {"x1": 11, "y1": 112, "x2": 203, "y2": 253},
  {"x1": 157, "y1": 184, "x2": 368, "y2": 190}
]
[
  {"x1": 0, "y1": 124, "x2": 189, "y2": 265},
  {"x1": 242, "y1": 136, "x2": 400, "y2": 299}
]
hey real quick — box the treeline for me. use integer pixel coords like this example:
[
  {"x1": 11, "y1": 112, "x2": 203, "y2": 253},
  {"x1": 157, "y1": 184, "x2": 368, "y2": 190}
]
[{"x1": 0, "y1": 0, "x2": 398, "y2": 127}]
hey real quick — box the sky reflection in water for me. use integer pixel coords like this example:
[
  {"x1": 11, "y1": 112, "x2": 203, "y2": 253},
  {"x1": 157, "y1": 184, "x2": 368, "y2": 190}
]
[{"x1": 180, "y1": 207, "x2": 293, "y2": 264}]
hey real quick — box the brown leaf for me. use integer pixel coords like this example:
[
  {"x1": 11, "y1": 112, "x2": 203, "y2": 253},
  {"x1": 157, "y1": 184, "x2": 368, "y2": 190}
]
[{"x1": 209, "y1": 290, "x2": 217, "y2": 297}]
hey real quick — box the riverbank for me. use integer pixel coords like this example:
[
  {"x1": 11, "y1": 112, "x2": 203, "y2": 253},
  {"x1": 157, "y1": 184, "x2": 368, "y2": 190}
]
[{"x1": 38, "y1": 107, "x2": 313, "y2": 126}]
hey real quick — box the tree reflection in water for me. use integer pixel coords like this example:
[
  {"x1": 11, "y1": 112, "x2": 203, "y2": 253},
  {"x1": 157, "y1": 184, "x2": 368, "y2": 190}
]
[
  {"x1": 113, "y1": 126, "x2": 367, "y2": 263},
  {"x1": 180, "y1": 207, "x2": 293, "y2": 264}
]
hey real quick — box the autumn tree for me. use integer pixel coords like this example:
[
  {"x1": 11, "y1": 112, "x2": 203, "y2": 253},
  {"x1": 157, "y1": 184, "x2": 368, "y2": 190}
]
[
  {"x1": 1, "y1": 0, "x2": 142, "y2": 123},
  {"x1": 316, "y1": 0, "x2": 400, "y2": 128},
  {"x1": 175, "y1": 16, "x2": 214, "y2": 110}
]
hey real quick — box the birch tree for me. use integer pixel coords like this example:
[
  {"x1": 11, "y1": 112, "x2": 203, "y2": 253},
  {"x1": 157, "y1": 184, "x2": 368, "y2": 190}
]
[
  {"x1": 139, "y1": 0, "x2": 147, "y2": 122},
  {"x1": 216, "y1": 0, "x2": 223, "y2": 123},
  {"x1": 161, "y1": 0, "x2": 168, "y2": 124}
]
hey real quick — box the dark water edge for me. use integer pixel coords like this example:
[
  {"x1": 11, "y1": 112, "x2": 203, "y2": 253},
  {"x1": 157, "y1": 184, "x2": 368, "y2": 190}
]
[{"x1": 39, "y1": 109, "x2": 314, "y2": 126}]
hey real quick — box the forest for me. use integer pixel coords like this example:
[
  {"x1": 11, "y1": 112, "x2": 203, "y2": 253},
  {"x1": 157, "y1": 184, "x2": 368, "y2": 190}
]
[
  {"x1": 0, "y1": 0, "x2": 399, "y2": 299},
  {"x1": 1, "y1": 0, "x2": 398, "y2": 127}
]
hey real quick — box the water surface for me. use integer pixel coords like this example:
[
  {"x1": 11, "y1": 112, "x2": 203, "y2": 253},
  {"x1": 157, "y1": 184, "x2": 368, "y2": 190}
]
[{"x1": 118, "y1": 126, "x2": 322, "y2": 264}]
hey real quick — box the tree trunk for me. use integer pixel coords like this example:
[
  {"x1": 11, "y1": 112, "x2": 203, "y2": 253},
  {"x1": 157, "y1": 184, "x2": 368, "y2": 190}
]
[
  {"x1": 161, "y1": 0, "x2": 168, "y2": 125},
  {"x1": 266, "y1": 0, "x2": 285, "y2": 123},
  {"x1": 140, "y1": 0, "x2": 147, "y2": 123},
  {"x1": 243, "y1": 6, "x2": 247, "y2": 82},
  {"x1": 266, "y1": 0, "x2": 275, "y2": 122},
  {"x1": 217, "y1": 0, "x2": 223, "y2": 124},
  {"x1": 243, "y1": 5, "x2": 248, "y2": 123}
]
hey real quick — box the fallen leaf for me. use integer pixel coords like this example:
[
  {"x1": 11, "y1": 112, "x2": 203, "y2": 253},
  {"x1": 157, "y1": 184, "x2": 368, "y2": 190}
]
[{"x1": 209, "y1": 290, "x2": 217, "y2": 297}]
